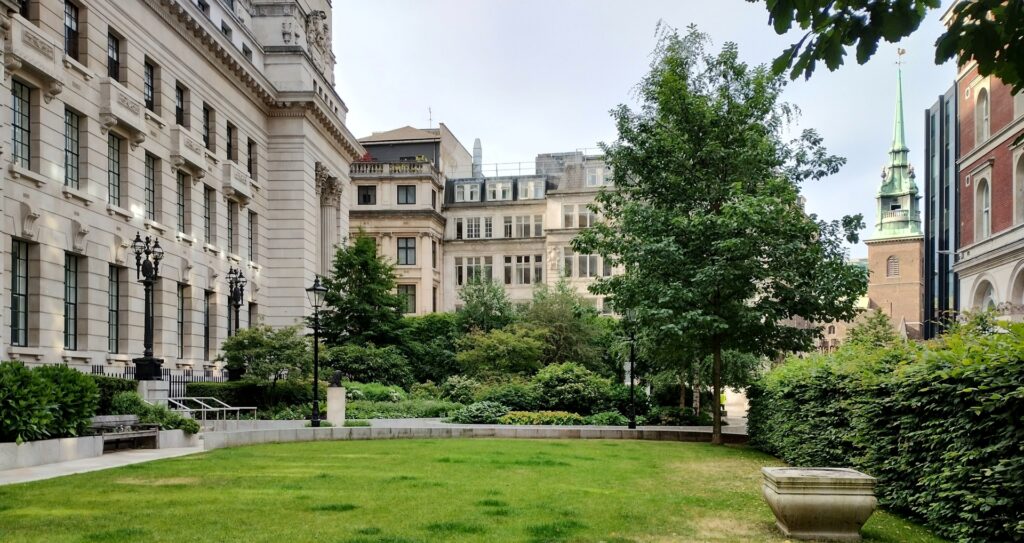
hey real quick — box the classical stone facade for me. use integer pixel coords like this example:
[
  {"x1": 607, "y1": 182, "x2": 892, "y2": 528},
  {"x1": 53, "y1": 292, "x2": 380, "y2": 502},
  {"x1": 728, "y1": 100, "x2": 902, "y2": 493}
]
[
  {"x1": 949, "y1": 62, "x2": 1024, "y2": 316},
  {"x1": 1, "y1": 0, "x2": 361, "y2": 372}
]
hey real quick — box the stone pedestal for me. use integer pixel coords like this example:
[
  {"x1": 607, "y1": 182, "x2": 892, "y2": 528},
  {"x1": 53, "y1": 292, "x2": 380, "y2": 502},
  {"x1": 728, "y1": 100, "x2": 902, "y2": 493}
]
[
  {"x1": 326, "y1": 387, "x2": 346, "y2": 426},
  {"x1": 138, "y1": 380, "x2": 170, "y2": 407},
  {"x1": 762, "y1": 467, "x2": 877, "y2": 542}
]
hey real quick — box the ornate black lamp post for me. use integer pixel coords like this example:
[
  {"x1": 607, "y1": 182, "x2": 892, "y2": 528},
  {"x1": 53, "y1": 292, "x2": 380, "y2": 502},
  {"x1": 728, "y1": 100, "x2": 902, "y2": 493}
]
[
  {"x1": 131, "y1": 232, "x2": 164, "y2": 380},
  {"x1": 625, "y1": 309, "x2": 638, "y2": 429},
  {"x1": 226, "y1": 267, "x2": 247, "y2": 335},
  {"x1": 305, "y1": 276, "x2": 327, "y2": 427}
]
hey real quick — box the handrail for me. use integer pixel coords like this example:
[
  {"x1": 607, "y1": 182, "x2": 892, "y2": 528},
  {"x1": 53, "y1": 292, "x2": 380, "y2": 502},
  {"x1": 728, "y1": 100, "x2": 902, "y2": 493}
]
[{"x1": 165, "y1": 396, "x2": 257, "y2": 429}]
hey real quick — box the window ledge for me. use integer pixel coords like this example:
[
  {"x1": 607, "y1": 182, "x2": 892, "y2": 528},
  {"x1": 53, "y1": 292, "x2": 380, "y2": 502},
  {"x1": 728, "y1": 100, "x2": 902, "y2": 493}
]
[
  {"x1": 203, "y1": 243, "x2": 220, "y2": 254},
  {"x1": 106, "y1": 353, "x2": 131, "y2": 363},
  {"x1": 61, "y1": 351, "x2": 92, "y2": 364},
  {"x1": 227, "y1": 252, "x2": 241, "y2": 263},
  {"x1": 7, "y1": 346, "x2": 45, "y2": 361},
  {"x1": 106, "y1": 203, "x2": 134, "y2": 221},
  {"x1": 144, "y1": 219, "x2": 168, "y2": 234},
  {"x1": 247, "y1": 261, "x2": 260, "y2": 271},
  {"x1": 8, "y1": 163, "x2": 48, "y2": 187},
  {"x1": 177, "y1": 231, "x2": 196, "y2": 245},
  {"x1": 61, "y1": 185, "x2": 94, "y2": 206},
  {"x1": 144, "y1": 110, "x2": 166, "y2": 129},
  {"x1": 62, "y1": 55, "x2": 96, "y2": 80}
]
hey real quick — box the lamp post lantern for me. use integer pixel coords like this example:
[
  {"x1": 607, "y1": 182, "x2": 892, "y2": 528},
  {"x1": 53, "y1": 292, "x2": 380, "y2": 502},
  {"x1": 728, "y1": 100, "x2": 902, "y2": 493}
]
[
  {"x1": 306, "y1": 276, "x2": 327, "y2": 427},
  {"x1": 226, "y1": 267, "x2": 247, "y2": 335},
  {"x1": 131, "y1": 232, "x2": 164, "y2": 380}
]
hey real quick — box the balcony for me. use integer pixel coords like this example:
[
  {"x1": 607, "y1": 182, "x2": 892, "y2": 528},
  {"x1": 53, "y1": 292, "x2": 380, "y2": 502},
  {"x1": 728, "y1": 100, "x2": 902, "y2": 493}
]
[
  {"x1": 170, "y1": 126, "x2": 208, "y2": 177},
  {"x1": 100, "y1": 79, "x2": 146, "y2": 148},
  {"x1": 351, "y1": 161, "x2": 438, "y2": 180},
  {"x1": 881, "y1": 209, "x2": 910, "y2": 221},
  {"x1": 222, "y1": 161, "x2": 253, "y2": 205},
  {"x1": 4, "y1": 15, "x2": 63, "y2": 101}
]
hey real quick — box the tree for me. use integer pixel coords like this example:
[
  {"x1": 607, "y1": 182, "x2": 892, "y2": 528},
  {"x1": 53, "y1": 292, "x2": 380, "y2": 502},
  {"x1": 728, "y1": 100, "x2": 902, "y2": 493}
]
[
  {"x1": 397, "y1": 313, "x2": 462, "y2": 383},
  {"x1": 522, "y1": 280, "x2": 605, "y2": 370},
  {"x1": 845, "y1": 309, "x2": 900, "y2": 348},
  {"x1": 455, "y1": 325, "x2": 548, "y2": 377},
  {"x1": 755, "y1": 0, "x2": 1024, "y2": 92},
  {"x1": 221, "y1": 325, "x2": 310, "y2": 384},
  {"x1": 322, "y1": 344, "x2": 413, "y2": 388},
  {"x1": 456, "y1": 277, "x2": 516, "y2": 332},
  {"x1": 574, "y1": 26, "x2": 868, "y2": 444},
  {"x1": 319, "y1": 236, "x2": 404, "y2": 346}
]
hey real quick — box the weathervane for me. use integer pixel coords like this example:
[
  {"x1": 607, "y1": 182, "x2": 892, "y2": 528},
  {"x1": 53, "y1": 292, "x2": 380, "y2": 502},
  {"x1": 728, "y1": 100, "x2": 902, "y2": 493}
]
[{"x1": 897, "y1": 48, "x2": 906, "y2": 66}]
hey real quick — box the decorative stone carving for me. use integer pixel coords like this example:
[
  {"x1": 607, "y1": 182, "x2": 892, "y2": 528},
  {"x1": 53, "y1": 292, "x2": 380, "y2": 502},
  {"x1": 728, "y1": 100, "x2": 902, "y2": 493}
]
[
  {"x1": 762, "y1": 467, "x2": 877, "y2": 541},
  {"x1": 112, "y1": 235, "x2": 131, "y2": 265},
  {"x1": 19, "y1": 202, "x2": 40, "y2": 240},
  {"x1": 315, "y1": 161, "x2": 342, "y2": 207},
  {"x1": 70, "y1": 220, "x2": 90, "y2": 253},
  {"x1": 181, "y1": 261, "x2": 193, "y2": 284},
  {"x1": 305, "y1": 10, "x2": 332, "y2": 76}
]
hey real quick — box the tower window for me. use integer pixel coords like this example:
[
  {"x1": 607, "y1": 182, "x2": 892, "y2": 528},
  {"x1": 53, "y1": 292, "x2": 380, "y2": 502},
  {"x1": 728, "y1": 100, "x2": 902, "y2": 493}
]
[{"x1": 886, "y1": 256, "x2": 900, "y2": 278}]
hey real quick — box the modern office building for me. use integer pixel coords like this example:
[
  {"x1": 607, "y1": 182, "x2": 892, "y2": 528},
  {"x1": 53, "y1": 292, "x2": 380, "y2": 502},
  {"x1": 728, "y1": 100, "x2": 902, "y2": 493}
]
[
  {"x1": 2, "y1": 0, "x2": 362, "y2": 372},
  {"x1": 923, "y1": 84, "x2": 959, "y2": 338}
]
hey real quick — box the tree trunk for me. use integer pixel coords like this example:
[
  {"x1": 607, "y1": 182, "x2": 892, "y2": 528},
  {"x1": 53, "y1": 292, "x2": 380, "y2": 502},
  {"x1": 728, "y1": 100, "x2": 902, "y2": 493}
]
[
  {"x1": 711, "y1": 344, "x2": 723, "y2": 445},
  {"x1": 692, "y1": 372, "x2": 701, "y2": 415},
  {"x1": 679, "y1": 374, "x2": 687, "y2": 409}
]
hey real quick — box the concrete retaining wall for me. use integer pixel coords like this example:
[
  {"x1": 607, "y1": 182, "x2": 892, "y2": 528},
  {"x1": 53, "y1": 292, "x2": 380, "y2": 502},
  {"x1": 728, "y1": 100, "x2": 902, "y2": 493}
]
[
  {"x1": 202, "y1": 425, "x2": 748, "y2": 451},
  {"x1": 157, "y1": 430, "x2": 200, "y2": 449},
  {"x1": 203, "y1": 419, "x2": 307, "y2": 433},
  {"x1": 0, "y1": 436, "x2": 104, "y2": 470}
]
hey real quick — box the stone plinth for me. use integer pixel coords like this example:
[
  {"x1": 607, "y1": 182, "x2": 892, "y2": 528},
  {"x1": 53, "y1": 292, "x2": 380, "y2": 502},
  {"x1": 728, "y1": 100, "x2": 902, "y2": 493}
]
[
  {"x1": 762, "y1": 467, "x2": 877, "y2": 542},
  {"x1": 326, "y1": 387, "x2": 346, "y2": 426},
  {"x1": 138, "y1": 380, "x2": 170, "y2": 407}
]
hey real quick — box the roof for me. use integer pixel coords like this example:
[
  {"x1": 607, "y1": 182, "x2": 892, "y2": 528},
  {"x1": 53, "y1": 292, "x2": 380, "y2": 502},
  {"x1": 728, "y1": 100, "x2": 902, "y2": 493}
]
[{"x1": 359, "y1": 126, "x2": 440, "y2": 144}]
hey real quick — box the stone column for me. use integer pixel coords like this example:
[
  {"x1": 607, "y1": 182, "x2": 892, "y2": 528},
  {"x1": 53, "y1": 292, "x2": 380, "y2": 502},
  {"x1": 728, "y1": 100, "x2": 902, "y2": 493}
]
[{"x1": 315, "y1": 162, "x2": 341, "y2": 277}]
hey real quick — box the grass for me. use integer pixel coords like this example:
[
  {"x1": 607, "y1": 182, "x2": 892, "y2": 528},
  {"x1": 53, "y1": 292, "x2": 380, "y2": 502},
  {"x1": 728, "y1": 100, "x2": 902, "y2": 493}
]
[{"x1": 0, "y1": 439, "x2": 943, "y2": 542}]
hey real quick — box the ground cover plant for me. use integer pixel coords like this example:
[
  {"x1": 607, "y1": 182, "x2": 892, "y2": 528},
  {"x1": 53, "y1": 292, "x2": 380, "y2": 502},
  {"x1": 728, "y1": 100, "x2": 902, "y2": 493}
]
[{"x1": 0, "y1": 439, "x2": 941, "y2": 543}]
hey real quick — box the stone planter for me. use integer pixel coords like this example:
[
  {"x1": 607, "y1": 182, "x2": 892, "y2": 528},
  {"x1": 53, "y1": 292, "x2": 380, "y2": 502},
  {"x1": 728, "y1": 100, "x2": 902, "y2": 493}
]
[{"x1": 762, "y1": 467, "x2": 877, "y2": 542}]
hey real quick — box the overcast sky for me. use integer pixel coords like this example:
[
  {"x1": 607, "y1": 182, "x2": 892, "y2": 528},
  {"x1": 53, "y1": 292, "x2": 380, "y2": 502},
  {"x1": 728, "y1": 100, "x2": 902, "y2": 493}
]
[{"x1": 332, "y1": 0, "x2": 955, "y2": 257}]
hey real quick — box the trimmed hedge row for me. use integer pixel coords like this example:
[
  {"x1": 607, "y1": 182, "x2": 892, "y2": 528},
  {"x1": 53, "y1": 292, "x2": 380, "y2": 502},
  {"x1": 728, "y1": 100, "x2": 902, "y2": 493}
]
[
  {"x1": 0, "y1": 362, "x2": 99, "y2": 443},
  {"x1": 91, "y1": 375, "x2": 136, "y2": 415},
  {"x1": 747, "y1": 321, "x2": 1024, "y2": 543},
  {"x1": 186, "y1": 380, "x2": 325, "y2": 410}
]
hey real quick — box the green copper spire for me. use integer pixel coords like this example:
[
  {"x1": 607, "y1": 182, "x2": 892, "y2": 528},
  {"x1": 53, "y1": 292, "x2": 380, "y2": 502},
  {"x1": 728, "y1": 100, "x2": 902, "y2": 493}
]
[{"x1": 870, "y1": 50, "x2": 922, "y2": 241}]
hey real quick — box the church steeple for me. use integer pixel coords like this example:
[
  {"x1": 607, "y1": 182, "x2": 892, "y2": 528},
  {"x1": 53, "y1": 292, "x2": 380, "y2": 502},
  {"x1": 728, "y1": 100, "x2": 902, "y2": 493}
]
[{"x1": 872, "y1": 49, "x2": 922, "y2": 240}]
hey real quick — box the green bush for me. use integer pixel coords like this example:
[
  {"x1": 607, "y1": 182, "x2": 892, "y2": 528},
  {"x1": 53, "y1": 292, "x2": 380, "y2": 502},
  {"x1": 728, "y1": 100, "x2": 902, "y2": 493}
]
[
  {"x1": 343, "y1": 381, "x2": 406, "y2": 402},
  {"x1": 607, "y1": 382, "x2": 650, "y2": 417},
  {"x1": 475, "y1": 381, "x2": 542, "y2": 411},
  {"x1": 186, "y1": 380, "x2": 324, "y2": 411},
  {"x1": 439, "y1": 375, "x2": 480, "y2": 404},
  {"x1": 221, "y1": 325, "x2": 310, "y2": 382},
  {"x1": 531, "y1": 363, "x2": 614, "y2": 416},
  {"x1": 346, "y1": 399, "x2": 462, "y2": 419},
  {"x1": 584, "y1": 411, "x2": 629, "y2": 426},
  {"x1": 747, "y1": 319, "x2": 1024, "y2": 542},
  {"x1": 110, "y1": 391, "x2": 201, "y2": 434},
  {"x1": 398, "y1": 313, "x2": 462, "y2": 384},
  {"x1": 110, "y1": 391, "x2": 149, "y2": 415},
  {"x1": 90, "y1": 375, "x2": 136, "y2": 415},
  {"x1": 409, "y1": 381, "x2": 441, "y2": 400},
  {"x1": 455, "y1": 325, "x2": 547, "y2": 377},
  {"x1": 344, "y1": 419, "x2": 370, "y2": 427},
  {"x1": 33, "y1": 365, "x2": 98, "y2": 437},
  {"x1": 323, "y1": 344, "x2": 413, "y2": 388},
  {"x1": 257, "y1": 403, "x2": 324, "y2": 420},
  {"x1": 498, "y1": 411, "x2": 585, "y2": 426},
  {"x1": 0, "y1": 362, "x2": 54, "y2": 443},
  {"x1": 448, "y1": 401, "x2": 509, "y2": 424},
  {"x1": 644, "y1": 406, "x2": 712, "y2": 426}
]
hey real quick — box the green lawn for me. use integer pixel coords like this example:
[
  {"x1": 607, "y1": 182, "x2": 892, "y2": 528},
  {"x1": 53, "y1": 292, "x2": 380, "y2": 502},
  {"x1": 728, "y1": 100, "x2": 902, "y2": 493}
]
[{"x1": 0, "y1": 439, "x2": 942, "y2": 542}]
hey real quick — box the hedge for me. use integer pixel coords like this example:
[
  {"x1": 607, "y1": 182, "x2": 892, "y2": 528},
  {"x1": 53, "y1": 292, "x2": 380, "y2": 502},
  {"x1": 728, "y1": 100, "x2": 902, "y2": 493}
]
[
  {"x1": 498, "y1": 411, "x2": 585, "y2": 426},
  {"x1": 346, "y1": 399, "x2": 462, "y2": 419},
  {"x1": 90, "y1": 375, "x2": 136, "y2": 415},
  {"x1": 1, "y1": 362, "x2": 102, "y2": 443},
  {"x1": 747, "y1": 320, "x2": 1024, "y2": 542},
  {"x1": 186, "y1": 380, "x2": 325, "y2": 410}
]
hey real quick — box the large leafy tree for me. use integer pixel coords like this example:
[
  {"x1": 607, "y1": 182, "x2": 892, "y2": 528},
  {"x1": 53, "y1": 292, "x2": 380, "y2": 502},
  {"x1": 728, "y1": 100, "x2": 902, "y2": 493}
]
[
  {"x1": 318, "y1": 236, "x2": 404, "y2": 346},
  {"x1": 456, "y1": 277, "x2": 516, "y2": 332},
  {"x1": 522, "y1": 280, "x2": 606, "y2": 371},
  {"x1": 754, "y1": 0, "x2": 1024, "y2": 92},
  {"x1": 575, "y1": 26, "x2": 868, "y2": 444}
]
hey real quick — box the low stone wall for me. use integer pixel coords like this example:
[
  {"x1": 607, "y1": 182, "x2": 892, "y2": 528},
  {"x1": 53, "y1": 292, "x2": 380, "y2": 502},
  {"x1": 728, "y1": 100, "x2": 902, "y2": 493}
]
[
  {"x1": 157, "y1": 430, "x2": 200, "y2": 449},
  {"x1": 203, "y1": 419, "x2": 307, "y2": 433},
  {"x1": 202, "y1": 425, "x2": 748, "y2": 451},
  {"x1": 0, "y1": 436, "x2": 104, "y2": 470}
]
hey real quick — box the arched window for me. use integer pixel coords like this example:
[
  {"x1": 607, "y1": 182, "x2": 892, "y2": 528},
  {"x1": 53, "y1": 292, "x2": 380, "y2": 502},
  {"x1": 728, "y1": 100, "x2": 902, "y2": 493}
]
[
  {"x1": 827, "y1": 325, "x2": 836, "y2": 335},
  {"x1": 974, "y1": 280, "x2": 997, "y2": 311},
  {"x1": 886, "y1": 255, "x2": 900, "y2": 277},
  {"x1": 977, "y1": 179, "x2": 992, "y2": 241},
  {"x1": 976, "y1": 88, "x2": 990, "y2": 144}
]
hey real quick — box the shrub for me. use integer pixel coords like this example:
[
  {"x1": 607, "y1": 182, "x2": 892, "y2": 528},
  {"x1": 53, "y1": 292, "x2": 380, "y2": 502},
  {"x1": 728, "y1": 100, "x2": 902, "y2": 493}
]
[
  {"x1": 448, "y1": 401, "x2": 509, "y2": 424},
  {"x1": 91, "y1": 375, "x2": 136, "y2": 415},
  {"x1": 346, "y1": 399, "x2": 462, "y2": 419},
  {"x1": 110, "y1": 391, "x2": 149, "y2": 415},
  {"x1": 439, "y1": 375, "x2": 480, "y2": 404},
  {"x1": 498, "y1": 411, "x2": 585, "y2": 426},
  {"x1": 531, "y1": 363, "x2": 614, "y2": 415},
  {"x1": 0, "y1": 362, "x2": 54, "y2": 443},
  {"x1": 644, "y1": 406, "x2": 712, "y2": 426},
  {"x1": 110, "y1": 391, "x2": 200, "y2": 434},
  {"x1": 33, "y1": 365, "x2": 98, "y2": 437},
  {"x1": 747, "y1": 319, "x2": 1024, "y2": 542},
  {"x1": 607, "y1": 382, "x2": 650, "y2": 417},
  {"x1": 221, "y1": 325, "x2": 310, "y2": 382},
  {"x1": 344, "y1": 419, "x2": 370, "y2": 427},
  {"x1": 475, "y1": 381, "x2": 542, "y2": 412},
  {"x1": 186, "y1": 380, "x2": 324, "y2": 411},
  {"x1": 323, "y1": 344, "x2": 413, "y2": 388},
  {"x1": 409, "y1": 381, "x2": 441, "y2": 400},
  {"x1": 343, "y1": 381, "x2": 407, "y2": 402},
  {"x1": 398, "y1": 313, "x2": 462, "y2": 383},
  {"x1": 456, "y1": 325, "x2": 547, "y2": 377},
  {"x1": 584, "y1": 411, "x2": 629, "y2": 426}
]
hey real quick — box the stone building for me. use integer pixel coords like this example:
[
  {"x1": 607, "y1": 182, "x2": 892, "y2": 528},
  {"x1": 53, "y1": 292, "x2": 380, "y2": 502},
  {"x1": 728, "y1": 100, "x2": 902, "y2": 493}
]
[
  {"x1": 948, "y1": 40, "x2": 1024, "y2": 314},
  {"x1": 348, "y1": 125, "x2": 472, "y2": 314},
  {"x1": 1, "y1": 0, "x2": 362, "y2": 372}
]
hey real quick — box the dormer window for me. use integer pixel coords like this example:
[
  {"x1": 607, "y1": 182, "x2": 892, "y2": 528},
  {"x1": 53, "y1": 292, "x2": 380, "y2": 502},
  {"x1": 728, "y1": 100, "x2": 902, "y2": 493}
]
[
  {"x1": 455, "y1": 183, "x2": 480, "y2": 202},
  {"x1": 487, "y1": 182, "x2": 512, "y2": 201}
]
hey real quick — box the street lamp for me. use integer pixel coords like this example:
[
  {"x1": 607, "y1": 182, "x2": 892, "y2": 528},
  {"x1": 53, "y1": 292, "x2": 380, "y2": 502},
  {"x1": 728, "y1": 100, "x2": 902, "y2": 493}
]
[
  {"x1": 131, "y1": 232, "x2": 164, "y2": 380},
  {"x1": 305, "y1": 276, "x2": 327, "y2": 427},
  {"x1": 226, "y1": 267, "x2": 247, "y2": 335},
  {"x1": 624, "y1": 309, "x2": 638, "y2": 429}
]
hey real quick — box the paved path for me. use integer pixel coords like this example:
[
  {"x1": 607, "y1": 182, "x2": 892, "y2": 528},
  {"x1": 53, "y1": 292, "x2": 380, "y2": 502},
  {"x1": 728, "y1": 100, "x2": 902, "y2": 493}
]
[{"x1": 0, "y1": 447, "x2": 203, "y2": 487}]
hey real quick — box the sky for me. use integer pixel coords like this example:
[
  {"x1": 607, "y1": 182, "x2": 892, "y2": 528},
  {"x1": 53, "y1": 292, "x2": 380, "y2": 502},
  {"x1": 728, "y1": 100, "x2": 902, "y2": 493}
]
[{"x1": 331, "y1": 0, "x2": 956, "y2": 257}]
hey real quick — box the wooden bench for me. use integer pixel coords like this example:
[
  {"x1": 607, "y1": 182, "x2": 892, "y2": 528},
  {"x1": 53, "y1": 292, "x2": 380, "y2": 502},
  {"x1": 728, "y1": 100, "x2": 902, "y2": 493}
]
[{"x1": 90, "y1": 415, "x2": 160, "y2": 452}]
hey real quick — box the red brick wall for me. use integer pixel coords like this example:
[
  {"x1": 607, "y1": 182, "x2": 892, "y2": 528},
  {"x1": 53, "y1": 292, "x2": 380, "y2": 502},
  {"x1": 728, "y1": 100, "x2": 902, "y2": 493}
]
[{"x1": 957, "y1": 68, "x2": 1024, "y2": 247}]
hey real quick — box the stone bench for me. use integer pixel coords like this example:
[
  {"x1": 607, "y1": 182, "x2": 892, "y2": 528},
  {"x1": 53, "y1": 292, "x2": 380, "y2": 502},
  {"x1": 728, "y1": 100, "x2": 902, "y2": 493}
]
[{"x1": 90, "y1": 415, "x2": 160, "y2": 451}]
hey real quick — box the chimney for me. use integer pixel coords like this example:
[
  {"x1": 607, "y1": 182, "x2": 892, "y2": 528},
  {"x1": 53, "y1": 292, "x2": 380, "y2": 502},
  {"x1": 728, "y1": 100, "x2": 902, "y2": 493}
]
[{"x1": 472, "y1": 138, "x2": 482, "y2": 178}]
